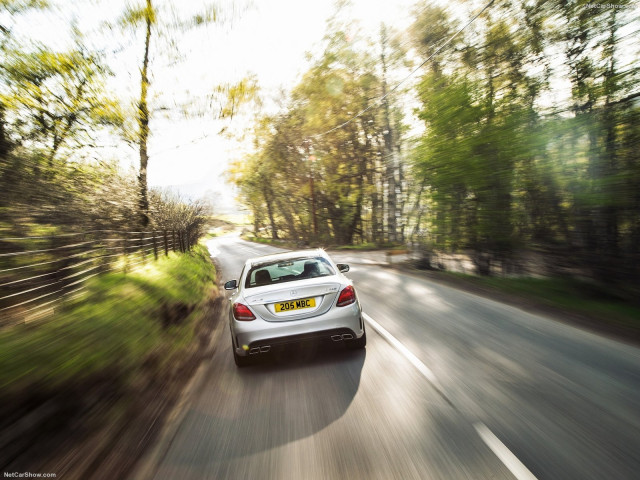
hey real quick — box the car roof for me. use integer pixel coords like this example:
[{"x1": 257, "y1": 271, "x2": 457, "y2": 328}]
[{"x1": 246, "y1": 249, "x2": 328, "y2": 268}]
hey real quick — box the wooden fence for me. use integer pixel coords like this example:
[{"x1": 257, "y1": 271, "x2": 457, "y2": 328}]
[{"x1": 0, "y1": 229, "x2": 195, "y2": 327}]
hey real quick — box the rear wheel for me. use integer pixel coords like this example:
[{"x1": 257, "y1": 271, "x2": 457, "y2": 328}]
[
  {"x1": 233, "y1": 348, "x2": 252, "y2": 367},
  {"x1": 346, "y1": 328, "x2": 366, "y2": 349},
  {"x1": 231, "y1": 331, "x2": 252, "y2": 367}
]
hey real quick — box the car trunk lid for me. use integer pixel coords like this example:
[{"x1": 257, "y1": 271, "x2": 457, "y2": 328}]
[{"x1": 243, "y1": 278, "x2": 342, "y2": 322}]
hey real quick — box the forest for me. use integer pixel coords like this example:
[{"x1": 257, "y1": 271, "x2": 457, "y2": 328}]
[
  {"x1": 230, "y1": 0, "x2": 640, "y2": 284},
  {"x1": 0, "y1": 0, "x2": 638, "y2": 287}
]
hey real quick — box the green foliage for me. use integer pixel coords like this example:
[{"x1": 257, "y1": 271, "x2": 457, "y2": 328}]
[
  {"x1": 187, "y1": 4, "x2": 219, "y2": 27},
  {"x1": 0, "y1": 152, "x2": 209, "y2": 239},
  {"x1": 213, "y1": 75, "x2": 261, "y2": 120},
  {"x1": 409, "y1": 0, "x2": 640, "y2": 281},
  {"x1": 230, "y1": 19, "x2": 407, "y2": 246},
  {"x1": 442, "y1": 272, "x2": 640, "y2": 330},
  {"x1": 113, "y1": 0, "x2": 232, "y2": 227},
  {"x1": 0, "y1": 153, "x2": 132, "y2": 231},
  {"x1": 118, "y1": 1, "x2": 157, "y2": 30},
  {"x1": 0, "y1": 0, "x2": 637, "y2": 287},
  {"x1": 0, "y1": 0, "x2": 48, "y2": 15},
  {"x1": 0, "y1": 244, "x2": 216, "y2": 397},
  {"x1": 1, "y1": 43, "x2": 122, "y2": 161}
]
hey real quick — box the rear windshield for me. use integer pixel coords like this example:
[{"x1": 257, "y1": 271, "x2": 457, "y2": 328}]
[{"x1": 244, "y1": 256, "x2": 335, "y2": 288}]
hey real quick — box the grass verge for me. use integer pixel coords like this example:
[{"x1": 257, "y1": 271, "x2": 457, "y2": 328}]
[
  {"x1": 242, "y1": 235, "x2": 302, "y2": 249},
  {"x1": 0, "y1": 244, "x2": 219, "y2": 474},
  {"x1": 334, "y1": 242, "x2": 405, "y2": 250},
  {"x1": 430, "y1": 270, "x2": 640, "y2": 339},
  {"x1": 0, "y1": 245, "x2": 216, "y2": 397}
]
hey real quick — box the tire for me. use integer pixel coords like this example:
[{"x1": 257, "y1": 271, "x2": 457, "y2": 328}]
[
  {"x1": 233, "y1": 348, "x2": 252, "y2": 367},
  {"x1": 346, "y1": 328, "x2": 366, "y2": 349},
  {"x1": 231, "y1": 330, "x2": 252, "y2": 367}
]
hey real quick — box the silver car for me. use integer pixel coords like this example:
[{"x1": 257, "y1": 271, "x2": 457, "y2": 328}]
[{"x1": 224, "y1": 249, "x2": 366, "y2": 367}]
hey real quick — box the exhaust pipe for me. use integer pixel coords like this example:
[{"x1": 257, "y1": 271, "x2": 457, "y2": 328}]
[
  {"x1": 331, "y1": 335, "x2": 343, "y2": 342},
  {"x1": 249, "y1": 346, "x2": 271, "y2": 355},
  {"x1": 341, "y1": 334, "x2": 353, "y2": 340}
]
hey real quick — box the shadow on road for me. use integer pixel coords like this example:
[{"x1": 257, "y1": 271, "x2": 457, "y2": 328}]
[{"x1": 156, "y1": 344, "x2": 366, "y2": 477}]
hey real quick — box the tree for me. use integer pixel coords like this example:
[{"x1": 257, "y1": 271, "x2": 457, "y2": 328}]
[
  {"x1": 118, "y1": 0, "x2": 257, "y2": 228},
  {"x1": 0, "y1": 0, "x2": 49, "y2": 157},
  {"x1": 1, "y1": 44, "x2": 121, "y2": 163},
  {"x1": 542, "y1": 0, "x2": 640, "y2": 280},
  {"x1": 379, "y1": 23, "x2": 404, "y2": 243},
  {"x1": 118, "y1": 0, "x2": 156, "y2": 227},
  {"x1": 410, "y1": 1, "x2": 556, "y2": 271},
  {"x1": 231, "y1": 21, "x2": 404, "y2": 246}
]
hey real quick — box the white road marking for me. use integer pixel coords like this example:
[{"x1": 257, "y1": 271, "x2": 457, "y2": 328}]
[
  {"x1": 474, "y1": 423, "x2": 539, "y2": 480},
  {"x1": 362, "y1": 311, "x2": 539, "y2": 480},
  {"x1": 362, "y1": 312, "x2": 441, "y2": 389}
]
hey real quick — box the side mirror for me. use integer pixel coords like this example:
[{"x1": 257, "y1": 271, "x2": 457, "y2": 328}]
[
  {"x1": 224, "y1": 280, "x2": 238, "y2": 290},
  {"x1": 336, "y1": 264, "x2": 350, "y2": 273}
]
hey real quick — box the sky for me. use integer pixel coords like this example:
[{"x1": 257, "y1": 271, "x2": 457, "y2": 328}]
[{"x1": 3, "y1": 0, "x2": 424, "y2": 213}]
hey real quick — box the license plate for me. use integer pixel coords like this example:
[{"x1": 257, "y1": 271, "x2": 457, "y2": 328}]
[{"x1": 275, "y1": 297, "x2": 316, "y2": 312}]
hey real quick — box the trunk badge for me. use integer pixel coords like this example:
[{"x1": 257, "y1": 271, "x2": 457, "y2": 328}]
[{"x1": 290, "y1": 290, "x2": 297, "y2": 295}]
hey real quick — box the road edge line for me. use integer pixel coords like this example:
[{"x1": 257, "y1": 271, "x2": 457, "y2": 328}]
[
  {"x1": 474, "y1": 422, "x2": 539, "y2": 480},
  {"x1": 362, "y1": 312, "x2": 447, "y2": 400},
  {"x1": 362, "y1": 312, "x2": 538, "y2": 480}
]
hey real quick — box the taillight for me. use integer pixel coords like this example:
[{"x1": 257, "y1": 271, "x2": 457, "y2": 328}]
[
  {"x1": 336, "y1": 285, "x2": 356, "y2": 307},
  {"x1": 233, "y1": 303, "x2": 256, "y2": 321}
]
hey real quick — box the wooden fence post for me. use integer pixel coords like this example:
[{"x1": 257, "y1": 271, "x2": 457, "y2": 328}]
[
  {"x1": 163, "y1": 230, "x2": 168, "y2": 256},
  {"x1": 95, "y1": 230, "x2": 107, "y2": 274},
  {"x1": 123, "y1": 232, "x2": 129, "y2": 274},
  {"x1": 140, "y1": 232, "x2": 145, "y2": 264},
  {"x1": 152, "y1": 231, "x2": 158, "y2": 261}
]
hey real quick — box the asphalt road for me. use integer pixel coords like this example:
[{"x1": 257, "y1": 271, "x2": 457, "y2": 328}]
[{"x1": 147, "y1": 235, "x2": 640, "y2": 480}]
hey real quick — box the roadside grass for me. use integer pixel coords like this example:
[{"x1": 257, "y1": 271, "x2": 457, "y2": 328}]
[
  {"x1": 334, "y1": 242, "x2": 405, "y2": 251},
  {"x1": 242, "y1": 235, "x2": 301, "y2": 249},
  {"x1": 244, "y1": 235, "x2": 278, "y2": 245},
  {"x1": 334, "y1": 242, "x2": 379, "y2": 250},
  {"x1": 0, "y1": 244, "x2": 217, "y2": 399},
  {"x1": 440, "y1": 272, "x2": 640, "y2": 330}
]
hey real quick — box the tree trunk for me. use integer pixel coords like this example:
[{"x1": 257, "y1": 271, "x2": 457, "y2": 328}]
[
  {"x1": 347, "y1": 131, "x2": 366, "y2": 244},
  {"x1": 380, "y1": 25, "x2": 397, "y2": 243},
  {"x1": 138, "y1": 0, "x2": 152, "y2": 228},
  {"x1": 276, "y1": 197, "x2": 298, "y2": 240},
  {"x1": 394, "y1": 127, "x2": 405, "y2": 242},
  {"x1": 0, "y1": 104, "x2": 11, "y2": 159},
  {"x1": 263, "y1": 186, "x2": 278, "y2": 240},
  {"x1": 370, "y1": 176, "x2": 382, "y2": 244}
]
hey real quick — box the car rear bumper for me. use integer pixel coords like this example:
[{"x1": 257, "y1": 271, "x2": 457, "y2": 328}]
[{"x1": 232, "y1": 303, "x2": 364, "y2": 356}]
